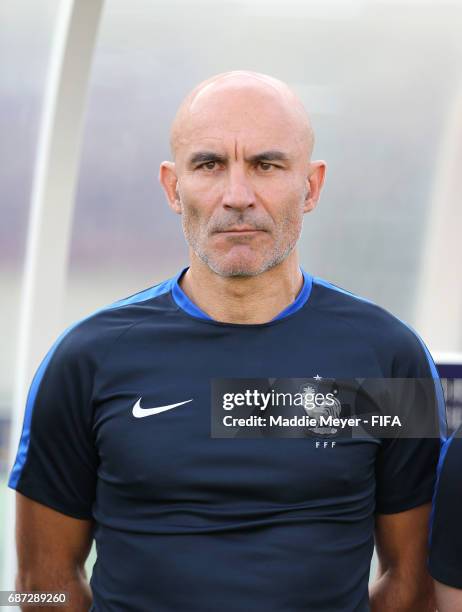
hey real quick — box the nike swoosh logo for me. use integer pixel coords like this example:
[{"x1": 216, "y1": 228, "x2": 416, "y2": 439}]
[{"x1": 132, "y1": 397, "x2": 193, "y2": 418}]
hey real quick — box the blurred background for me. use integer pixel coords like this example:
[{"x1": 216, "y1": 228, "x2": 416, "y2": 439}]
[{"x1": 1, "y1": 0, "x2": 462, "y2": 588}]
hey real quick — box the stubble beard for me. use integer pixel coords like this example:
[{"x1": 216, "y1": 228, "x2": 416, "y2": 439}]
[{"x1": 181, "y1": 203, "x2": 304, "y2": 278}]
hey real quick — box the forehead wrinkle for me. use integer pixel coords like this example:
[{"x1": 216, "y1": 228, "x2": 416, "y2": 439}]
[{"x1": 187, "y1": 149, "x2": 293, "y2": 169}]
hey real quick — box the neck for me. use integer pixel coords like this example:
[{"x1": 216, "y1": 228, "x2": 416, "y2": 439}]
[{"x1": 179, "y1": 251, "x2": 304, "y2": 324}]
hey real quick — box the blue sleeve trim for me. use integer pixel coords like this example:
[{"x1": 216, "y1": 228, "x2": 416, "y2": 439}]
[
  {"x1": 8, "y1": 276, "x2": 175, "y2": 489},
  {"x1": 428, "y1": 430, "x2": 456, "y2": 549}
]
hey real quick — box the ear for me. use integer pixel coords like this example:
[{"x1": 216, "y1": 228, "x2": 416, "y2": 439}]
[
  {"x1": 159, "y1": 161, "x2": 182, "y2": 214},
  {"x1": 303, "y1": 160, "x2": 327, "y2": 214}
]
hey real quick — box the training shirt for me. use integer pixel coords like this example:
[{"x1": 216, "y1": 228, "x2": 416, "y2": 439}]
[
  {"x1": 9, "y1": 267, "x2": 445, "y2": 612},
  {"x1": 429, "y1": 423, "x2": 462, "y2": 588}
]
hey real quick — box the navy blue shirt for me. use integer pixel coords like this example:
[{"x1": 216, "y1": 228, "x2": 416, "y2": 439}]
[
  {"x1": 9, "y1": 268, "x2": 445, "y2": 611},
  {"x1": 429, "y1": 424, "x2": 462, "y2": 588}
]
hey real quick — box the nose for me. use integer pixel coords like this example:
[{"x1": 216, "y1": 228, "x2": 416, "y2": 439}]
[{"x1": 221, "y1": 164, "x2": 256, "y2": 211}]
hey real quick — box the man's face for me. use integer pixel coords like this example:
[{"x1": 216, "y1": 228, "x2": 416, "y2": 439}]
[{"x1": 164, "y1": 81, "x2": 321, "y2": 277}]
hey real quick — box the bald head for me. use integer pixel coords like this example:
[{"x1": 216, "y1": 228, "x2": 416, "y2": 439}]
[{"x1": 169, "y1": 70, "x2": 314, "y2": 162}]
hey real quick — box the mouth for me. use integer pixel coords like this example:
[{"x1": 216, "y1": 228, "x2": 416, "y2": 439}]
[{"x1": 216, "y1": 227, "x2": 265, "y2": 235}]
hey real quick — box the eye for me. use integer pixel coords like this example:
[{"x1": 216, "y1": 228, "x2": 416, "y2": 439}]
[
  {"x1": 199, "y1": 161, "x2": 218, "y2": 170},
  {"x1": 259, "y1": 162, "x2": 274, "y2": 171}
]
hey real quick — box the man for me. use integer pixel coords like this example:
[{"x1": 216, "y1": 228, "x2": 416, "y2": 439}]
[
  {"x1": 429, "y1": 424, "x2": 462, "y2": 611},
  {"x1": 9, "y1": 70, "x2": 444, "y2": 611}
]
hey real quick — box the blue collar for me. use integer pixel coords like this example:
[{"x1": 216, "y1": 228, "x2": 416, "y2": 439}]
[{"x1": 171, "y1": 267, "x2": 312, "y2": 323}]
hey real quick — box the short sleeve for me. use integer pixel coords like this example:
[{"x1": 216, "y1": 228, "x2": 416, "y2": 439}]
[
  {"x1": 375, "y1": 436, "x2": 440, "y2": 514},
  {"x1": 8, "y1": 325, "x2": 98, "y2": 519},
  {"x1": 428, "y1": 427, "x2": 462, "y2": 588},
  {"x1": 374, "y1": 325, "x2": 446, "y2": 514}
]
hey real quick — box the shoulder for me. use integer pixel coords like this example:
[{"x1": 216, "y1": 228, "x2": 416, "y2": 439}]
[
  {"x1": 42, "y1": 276, "x2": 176, "y2": 372},
  {"x1": 309, "y1": 276, "x2": 436, "y2": 377}
]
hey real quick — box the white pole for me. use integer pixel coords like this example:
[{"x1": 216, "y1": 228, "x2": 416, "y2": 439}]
[
  {"x1": 433, "y1": 352, "x2": 462, "y2": 365},
  {"x1": 3, "y1": 0, "x2": 104, "y2": 595}
]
